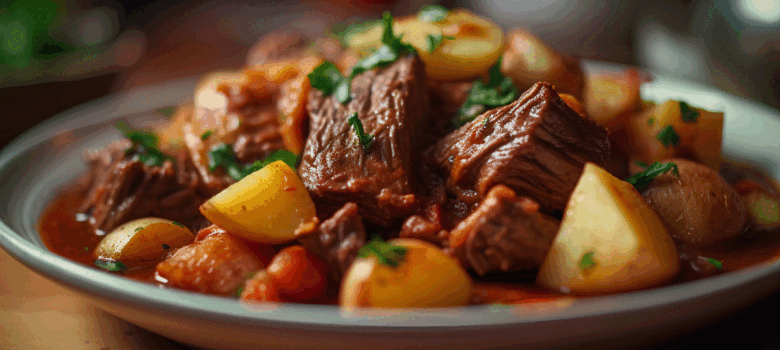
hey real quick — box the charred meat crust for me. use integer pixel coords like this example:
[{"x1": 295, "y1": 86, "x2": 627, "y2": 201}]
[
  {"x1": 429, "y1": 82, "x2": 610, "y2": 212},
  {"x1": 299, "y1": 55, "x2": 430, "y2": 226}
]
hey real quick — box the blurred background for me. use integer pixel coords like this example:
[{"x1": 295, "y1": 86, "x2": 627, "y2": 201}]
[{"x1": 1, "y1": 0, "x2": 779, "y2": 148}]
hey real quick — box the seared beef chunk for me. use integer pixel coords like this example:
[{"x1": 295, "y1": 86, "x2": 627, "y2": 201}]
[
  {"x1": 447, "y1": 185, "x2": 559, "y2": 276},
  {"x1": 430, "y1": 82, "x2": 610, "y2": 212},
  {"x1": 399, "y1": 203, "x2": 448, "y2": 246},
  {"x1": 232, "y1": 105, "x2": 286, "y2": 163},
  {"x1": 157, "y1": 226, "x2": 264, "y2": 296},
  {"x1": 295, "y1": 203, "x2": 366, "y2": 281},
  {"x1": 299, "y1": 55, "x2": 430, "y2": 225},
  {"x1": 79, "y1": 141, "x2": 216, "y2": 233}
]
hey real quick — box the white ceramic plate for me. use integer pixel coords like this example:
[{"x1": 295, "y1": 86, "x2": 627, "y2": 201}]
[{"x1": 1, "y1": 67, "x2": 780, "y2": 350}]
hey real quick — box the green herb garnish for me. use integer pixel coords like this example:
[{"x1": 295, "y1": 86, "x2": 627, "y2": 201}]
[
  {"x1": 706, "y1": 258, "x2": 723, "y2": 270},
  {"x1": 115, "y1": 120, "x2": 173, "y2": 167},
  {"x1": 244, "y1": 150, "x2": 300, "y2": 174},
  {"x1": 347, "y1": 112, "x2": 375, "y2": 150},
  {"x1": 308, "y1": 61, "x2": 351, "y2": 103},
  {"x1": 426, "y1": 33, "x2": 455, "y2": 53},
  {"x1": 84, "y1": 247, "x2": 89, "y2": 252},
  {"x1": 95, "y1": 259, "x2": 127, "y2": 272},
  {"x1": 656, "y1": 125, "x2": 680, "y2": 147},
  {"x1": 418, "y1": 5, "x2": 449, "y2": 22},
  {"x1": 172, "y1": 222, "x2": 185, "y2": 228},
  {"x1": 208, "y1": 144, "x2": 300, "y2": 181},
  {"x1": 358, "y1": 237, "x2": 407, "y2": 268},
  {"x1": 134, "y1": 227, "x2": 144, "y2": 232},
  {"x1": 330, "y1": 19, "x2": 382, "y2": 47},
  {"x1": 162, "y1": 243, "x2": 171, "y2": 250},
  {"x1": 200, "y1": 130, "x2": 214, "y2": 140},
  {"x1": 155, "y1": 106, "x2": 176, "y2": 117},
  {"x1": 625, "y1": 161, "x2": 679, "y2": 191},
  {"x1": 679, "y1": 101, "x2": 699, "y2": 123},
  {"x1": 647, "y1": 117, "x2": 655, "y2": 126},
  {"x1": 454, "y1": 58, "x2": 519, "y2": 126},
  {"x1": 579, "y1": 251, "x2": 597, "y2": 271}
]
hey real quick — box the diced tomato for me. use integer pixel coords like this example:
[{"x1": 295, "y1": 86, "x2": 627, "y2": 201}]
[{"x1": 241, "y1": 246, "x2": 329, "y2": 303}]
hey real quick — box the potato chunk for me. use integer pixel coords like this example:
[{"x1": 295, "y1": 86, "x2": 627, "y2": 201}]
[
  {"x1": 536, "y1": 163, "x2": 679, "y2": 294},
  {"x1": 340, "y1": 239, "x2": 472, "y2": 308},
  {"x1": 95, "y1": 217, "x2": 195, "y2": 267},
  {"x1": 200, "y1": 161, "x2": 316, "y2": 244}
]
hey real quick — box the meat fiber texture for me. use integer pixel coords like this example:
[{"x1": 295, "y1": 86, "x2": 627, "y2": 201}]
[
  {"x1": 295, "y1": 202, "x2": 367, "y2": 282},
  {"x1": 447, "y1": 185, "x2": 559, "y2": 276},
  {"x1": 299, "y1": 55, "x2": 430, "y2": 226},
  {"x1": 430, "y1": 82, "x2": 610, "y2": 212}
]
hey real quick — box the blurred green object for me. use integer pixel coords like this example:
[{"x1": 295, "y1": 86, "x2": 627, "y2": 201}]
[{"x1": 1, "y1": 0, "x2": 75, "y2": 68}]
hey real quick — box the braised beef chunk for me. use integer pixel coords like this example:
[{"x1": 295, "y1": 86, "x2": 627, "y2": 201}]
[
  {"x1": 295, "y1": 203, "x2": 366, "y2": 281},
  {"x1": 430, "y1": 82, "x2": 610, "y2": 212},
  {"x1": 447, "y1": 185, "x2": 559, "y2": 276},
  {"x1": 157, "y1": 227, "x2": 263, "y2": 296},
  {"x1": 299, "y1": 55, "x2": 430, "y2": 225},
  {"x1": 232, "y1": 105, "x2": 286, "y2": 163},
  {"x1": 79, "y1": 141, "x2": 214, "y2": 233},
  {"x1": 425, "y1": 80, "x2": 473, "y2": 149}
]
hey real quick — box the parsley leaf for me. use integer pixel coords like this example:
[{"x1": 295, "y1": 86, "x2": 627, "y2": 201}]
[
  {"x1": 579, "y1": 251, "x2": 597, "y2": 271},
  {"x1": 656, "y1": 125, "x2": 681, "y2": 147},
  {"x1": 679, "y1": 101, "x2": 699, "y2": 123},
  {"x1": 358, "y1": 237, "x2": 407, "y2": 268},
  {"x1": 330, "y1": 19, "x2": 382, "y2": 47},
  {"x1": 347, "y1": 112, "x2": 375, "y2": 150},
  {"x1": 707, "y1": 258, "x2": 723, "y2": 270},
  {"x1": 625, "y1": 161, "x2": 679, "y2": 191},
  {"x1": 454, "y1": 58, "x2": 519, "y2": 126},
  {"x1": 200, "y1": 130, "x2": 214, "y2": 140},
  {"x1": 647, "y1": 117, "x2": 655, "y2": 126},
  {"x1": 426, "y1": 33, "x2": 455, "y2": 53},
  {"x1": 308, "y1": 61, "x2": 351, "y2": 104},
  {"x1": 244, "y1": 150, "x2": 300, "y2": 174},
  {"x1": 95, "y1": 259, "x2": 127, "y2": 272},
  {"x1": 162, "y1": 243, "x2": 171, "y2": 250},
  {"x1": 208, "y1": 144, "x2": 300, "y2": 181},
  {"x1": 172, "y1": 221, "x2": 185, "y2": 228},
  {"x1": 418, "y1": 5, "x2": 449, "y2": 22},
  {"x1": 115, "y1": 120, "x2": 173, "y2": 167}
]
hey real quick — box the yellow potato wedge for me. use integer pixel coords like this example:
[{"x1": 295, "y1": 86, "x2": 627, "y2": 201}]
[
  {"x1": 340, "y1": 238, "x2": 472, "y2": 308},
  {"x1": 536, "y1": 163, "x2": 680, "y2": 294},
  {"x1": 95, "y1": 217, "x2": 195, "y2": 267},
  {"x1": 199, "y1": 160, "x2": 316, "y2": 244}
]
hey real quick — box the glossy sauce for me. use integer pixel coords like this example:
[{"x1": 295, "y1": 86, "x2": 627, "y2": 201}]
[{"x1": 38, "y1": 163, "x2": 780, "y2": 305}]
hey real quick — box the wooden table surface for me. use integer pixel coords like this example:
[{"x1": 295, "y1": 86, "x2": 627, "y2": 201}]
[{"x1": 3, "y1": 76, "x2": 780, "y2": 350}]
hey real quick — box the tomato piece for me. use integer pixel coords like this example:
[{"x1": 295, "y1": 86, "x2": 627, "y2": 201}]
[
  {"x1": 240, "y1": 270, "x2": 282, "y2": 302},
  {"x1": 267, "y1": 246, "x2": 329, "y2": 302}
]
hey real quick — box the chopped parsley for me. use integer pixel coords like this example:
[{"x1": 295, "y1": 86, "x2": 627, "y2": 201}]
[
  {"x1": 307, "y1": 61, "x2": 351, "y2": 104},
  {"x1": 454, "y1": 58, "x2": 519, "y2": 126},
  {"x1": 579, "y1": 251, "x2": 597, "y2": 271},
  {"x1": 154, "y1": 106, "x2": 176, "y2": 117},
  {"x1": 347, "y1": 112, "x2": 375, "y2": 150},
  {"x1": 625, "y1": 161, "x2": 679, "y2": 191},
  {"x1": 418, "y1": 5, "x2": 449, "y2": 22},
  {"x1": 172, "y1": 221, "x2": 185, "y2": 228},
  {"x1": 647, "y1": 117, "x2": 655, "y2": 126},
  {"x1": 329, "y1": 19, "x2": 382, "y2": 47},
  {"x1": 358, "y1": 238, "x2": 408, "y2": 268},
  {"x1": 95, "y1": 259, "x2": 127, "y2": 272},
  {"x1": 426, "y1": 33, "x2": 455, "y2": 53},
  {"x1": 83, "y1": 246, "x2": 89, "y2": 252},
  {"x1": 679, "y1": 101, "x2": 699, "y2": 123},
  {"x1": 208, "y1": 144, "x2": 299, "y2": 181},
  {"x1": 162, "y1": 243, "x2": 171, "y2": 250},
  {"x1": 134, "y1": 227, "x2": 144, "y2": 232},
  {"x1": 656, "y1": 125, "x2": 680, "y2": 147},
  {"x1": 707, "y1": 258, "x2": 723, "y2": 270},
  {"x1": 115, "y1": 120, "x2": 172, "y2": 167},
  {"x1": 310, "y1": 13, "x2": 416, "y2": 105},
  {"x1": 200, "y1": 130, "x2": 214, "y2": 140}
]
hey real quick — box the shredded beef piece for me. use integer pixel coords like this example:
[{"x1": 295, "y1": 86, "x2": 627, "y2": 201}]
[
  {"x1": 299, "y1": 55, "x2": 430, "y2": 226},
  {"x1": 156, "y1": 227, "x2": 263, "y2": 296},
  {"x1": 447, "y1": 185, "x2": 559, "y2": 276},
  {"x1": 78, "y1": 141, "x2": 214, "y2": 233},
  {"x1": 429, "y1": 82, "x2": 610, "y2": 212},
  {"x1": 232, "y1": 105, "x2": 286, "y2": 163},
  {"x1": 295, "y1": 203, "x2": 366, "y2": 281}
]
